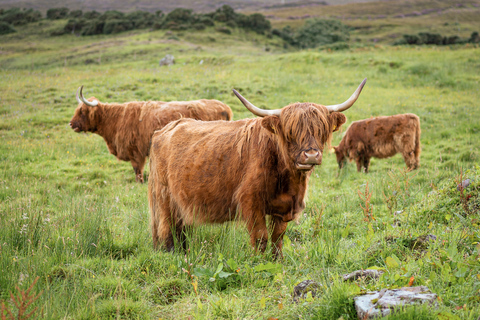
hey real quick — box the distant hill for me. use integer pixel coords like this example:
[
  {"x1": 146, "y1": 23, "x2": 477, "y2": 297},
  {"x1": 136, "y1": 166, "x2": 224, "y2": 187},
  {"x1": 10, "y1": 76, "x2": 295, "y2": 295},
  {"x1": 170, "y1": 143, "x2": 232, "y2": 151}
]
[{"x1": 0, "y1": 0, "x2": 390, "y2": 14}]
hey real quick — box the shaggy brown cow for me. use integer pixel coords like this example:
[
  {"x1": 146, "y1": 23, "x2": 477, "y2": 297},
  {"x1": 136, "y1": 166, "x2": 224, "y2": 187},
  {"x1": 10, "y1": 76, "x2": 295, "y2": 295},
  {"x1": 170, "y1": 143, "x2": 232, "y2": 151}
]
[
  {"x1": 333, "y1": 113, "x2": 421, "y2": 173},
  {"x1": 70, "y1": 86, "x2": 233, "y2": 183},
  {"x1": 148, "y1": 79, "x2": 367, "y2": 258}
]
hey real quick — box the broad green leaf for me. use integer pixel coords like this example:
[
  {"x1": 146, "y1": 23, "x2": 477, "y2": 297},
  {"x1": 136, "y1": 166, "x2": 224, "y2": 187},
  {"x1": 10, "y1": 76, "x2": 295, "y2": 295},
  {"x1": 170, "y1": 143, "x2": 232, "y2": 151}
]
[
  {"x1": 226, "y1": 258, "x2": 238, "y2": 271},
  {"x1": 254, "y1": 262, "x2": 283, "y2": 274},
  {"x1": 437, "y1": 311, "x2": 461, "y2": 320},
  {"x1": 214, "y1": 262, "x2": 223, "y2": 275},
  {"x1": 386, "y1": 256, "x2": 400, "y2": 268},
  {"x1": 259, "y1": 296, "x2": 266, "y2": 309},
  {"x1": 218, "y1": 271, "x2": 234, "y2": 278}
]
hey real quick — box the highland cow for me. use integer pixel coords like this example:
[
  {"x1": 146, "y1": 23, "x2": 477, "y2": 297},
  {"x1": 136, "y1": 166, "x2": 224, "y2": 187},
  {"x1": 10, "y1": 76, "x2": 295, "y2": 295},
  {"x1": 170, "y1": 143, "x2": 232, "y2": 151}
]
[
  {"x1": 70, "y1": 86, "x2": 233, "y2": 183},
  {"x1": 148, "y1": 79, "x2": 367, "y2": 258},
  {"x1": 333, "y1": 113, "x2": 421, "y2": 173}
]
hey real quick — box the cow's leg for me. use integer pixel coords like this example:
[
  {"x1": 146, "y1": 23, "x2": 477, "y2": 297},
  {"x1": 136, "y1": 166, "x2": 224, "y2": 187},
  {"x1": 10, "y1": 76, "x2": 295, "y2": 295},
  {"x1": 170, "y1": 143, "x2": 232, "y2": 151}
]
[
  {"x1": 399, "y1": 138, "x2": 416, "y2": 170},
  {"x1": 355, "y1": 155, "x2": 363, "y2": 172},
  {"x1": 152, "y1": 190, "x2": 178, "y2": 252},
  {"x1": 131, "y1": 157, "x2": 146, "y2": 183},
  {"x1": 271, "y1": 217, "x2": 288, "y2": 260},
  {"x1": 363, "y1": 156, "x2": 371, "y2": 173},
  {"x1": 242, "y1": 207, "x2": 268, "y2": 253}
]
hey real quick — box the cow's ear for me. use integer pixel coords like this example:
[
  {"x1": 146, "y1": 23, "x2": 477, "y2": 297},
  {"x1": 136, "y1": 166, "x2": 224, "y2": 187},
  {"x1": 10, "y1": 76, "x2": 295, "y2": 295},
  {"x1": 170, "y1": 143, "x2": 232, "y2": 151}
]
[
  {"x1": 328, "y1": 112, "x2": 347, "y2": 132},
  {"x1": 261, "y1": 116, "x2": 281, "y2": 134}
]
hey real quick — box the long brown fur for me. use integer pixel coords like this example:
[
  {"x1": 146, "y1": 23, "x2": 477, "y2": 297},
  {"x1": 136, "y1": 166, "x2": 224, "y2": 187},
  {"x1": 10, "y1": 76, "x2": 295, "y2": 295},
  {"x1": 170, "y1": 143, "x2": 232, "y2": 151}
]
[
  {"x1": 333, "y1": 113, "x2": 421, "y2": 172},
  {"x1": 148, "y1": 102, "x2": 347, "y2": 258},
  {"x1": 70, "y1": 97, "x2": 233, "y2": 182}
]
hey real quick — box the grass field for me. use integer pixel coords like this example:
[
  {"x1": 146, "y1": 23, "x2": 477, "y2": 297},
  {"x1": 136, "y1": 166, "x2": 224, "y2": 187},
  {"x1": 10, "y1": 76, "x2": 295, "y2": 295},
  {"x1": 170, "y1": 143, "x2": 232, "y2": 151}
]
[{"x1": 1, "y1": 14, "x2": 480, "y2": 320}]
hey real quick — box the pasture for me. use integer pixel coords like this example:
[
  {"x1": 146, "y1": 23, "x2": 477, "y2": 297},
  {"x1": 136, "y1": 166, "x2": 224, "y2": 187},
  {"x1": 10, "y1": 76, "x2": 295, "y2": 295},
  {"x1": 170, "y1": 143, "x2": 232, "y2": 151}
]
[{"x1": 1, "y1": 20, "x2": 480, "y2": 319}]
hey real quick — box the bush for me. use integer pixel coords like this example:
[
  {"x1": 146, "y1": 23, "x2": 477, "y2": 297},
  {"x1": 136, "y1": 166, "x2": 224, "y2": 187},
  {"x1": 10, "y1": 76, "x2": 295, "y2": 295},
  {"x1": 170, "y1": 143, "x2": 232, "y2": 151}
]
[
  {"x1": 294, "y1": 19, "x2": 350, "y2": 49},
  {"x1": 403, "y1": 34, "x2": 420, "y2": 44},
  {"x1": 164, "y1": 8, "x2": 194, "y2": 25},
  {"x1": 68, "y1": 10, "x2": 83, "y2": 18},
  {"x1": 418, "y1": 32, "x2": 443, "y2": 45},
  {"x1": 99, "y1": 10, "x2": 125, "y2": 21},
  {"x1": 46, "y1": 7, "x2": 69, "y2": 20},
  {"x1": 0, "y1": 8, "x2": 42, "y2": 26},
  {"x1": 81, "y1": 20, "x2": 104, "y2": 36},
  {"x1": 444, "y1": 35, "x2": 460, "y2": 45},
  {"x1": 82, "y1": 11, "x2": 101, "y2": 19},
  {"x1": 236, "y1": 13, "x2": 271, "y2": 34},
  {"x1": 125, "y1": 10, "x2": 157, "y2": 29},
  {"x1": 0, "y1": 21, "x2": 16, "y2": 34},
  {"x1": 216, "y1": 26, "x2": 232, "y2": 34},
  {"x1": 468, "y1": 31, "x2": 480, "y2": 43},
  {"x1": 214, "y1": 5, "x2": 237, "y2": 22},
  {"x1": 62, "y1": 19, "x2": 86, "y2": 35},
  {"x1": 103, "y1": 19, "x2": 133, "y2": 34}
]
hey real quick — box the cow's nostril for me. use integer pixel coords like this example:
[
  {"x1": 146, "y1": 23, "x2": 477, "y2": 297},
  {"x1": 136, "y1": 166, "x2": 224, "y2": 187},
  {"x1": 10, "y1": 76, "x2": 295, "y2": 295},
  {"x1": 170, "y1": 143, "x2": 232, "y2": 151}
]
[{"x1": 304, "y1": 150, "x2": 319, "y2": 159}]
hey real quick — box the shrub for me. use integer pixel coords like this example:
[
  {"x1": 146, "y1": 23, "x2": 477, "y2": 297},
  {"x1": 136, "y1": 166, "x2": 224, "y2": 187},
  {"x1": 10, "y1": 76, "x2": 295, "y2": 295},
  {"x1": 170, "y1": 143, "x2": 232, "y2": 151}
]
[
  {"x1": 468, "y1": 31, "x2": 480, "y2": 43},
  {"x1": 198, "y1": 16, "x2": 214, "y2": 27},
  {"x1": 294, "y1": 19, "x2": 350, "y2": 49},
  {"x1": 216, "y1": 26, "x2": 232, "y2": 34},
  {"x1": 46, "y1": 7, "x2": 69, "y2": 20},
  {"x1": 418, "y1": 32, "x2": 443, "y2": 45},
  {"x1": 164, "y1": 8, "x2": 194, "y2": 25},
  {"x1": 81, "y1": 20, "x2": 104, "y2": 36},
  {"x1": 99, "y1": 10, "x2": 125, "y2": 21},
  {"x1": 62, "y1": 19, "x2": 86, "y2": 35},
  {"x1": 68, "y1": 10, "x2": 83, "y2": 18},
  {"x1": 213, "y1": 5, "x2": 237, "y2": 22},
  {"x1": 125, "y1": 10, "x2": 157, "y2": 29},
  {"x1": 237, "y1": 13, "x2": 271, "y2": 34},
  {"x1": 82, "y1": 11, "x2": 101, "y2": 19},
  {"x1": 0, "y1": 21, "x2": 16, "y2": 34},
  {"x1": 0, "y1": 8, "x2": 42, "y2": 26},
  {"x1": 444, "y1": 35, "x2": 460, "y2": 45},
  {"x1": 103, "y1": 19, "x2": 133, "y2": 34}
]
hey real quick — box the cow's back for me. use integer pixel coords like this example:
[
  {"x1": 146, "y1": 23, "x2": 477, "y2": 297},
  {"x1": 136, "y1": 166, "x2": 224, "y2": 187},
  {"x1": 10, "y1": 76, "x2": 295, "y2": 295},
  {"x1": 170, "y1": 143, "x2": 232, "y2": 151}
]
[
  {"x1": 345, "y1": 113, "x2": 420, "y2": 158},
  {"x1": 150, "y1": 118, "x2": 256, "y2": 225}
]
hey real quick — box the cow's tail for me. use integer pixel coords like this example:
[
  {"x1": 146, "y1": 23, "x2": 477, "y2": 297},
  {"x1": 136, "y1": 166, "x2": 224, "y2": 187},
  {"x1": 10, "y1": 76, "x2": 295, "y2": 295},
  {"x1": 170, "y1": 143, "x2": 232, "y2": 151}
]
[
  {"x1": 413, "y1": 116, "x2": 421, "y2": 168},
  {"x1": 148, "y1": 154, "x2": 159, "y2": 249}
]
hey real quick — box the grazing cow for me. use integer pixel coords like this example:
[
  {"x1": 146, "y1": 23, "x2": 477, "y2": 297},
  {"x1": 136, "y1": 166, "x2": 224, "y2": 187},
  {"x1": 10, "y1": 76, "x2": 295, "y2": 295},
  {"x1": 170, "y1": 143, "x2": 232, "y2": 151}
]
[
  {"x1": 148, "y1": 79, "x2": 367, "y2": 258},
  {"x1": 333, "y1": 113, "x2": 421, "y2": 173},
  {"x1": 69, "y1": 86, "x2": 233, "y2": 183}
]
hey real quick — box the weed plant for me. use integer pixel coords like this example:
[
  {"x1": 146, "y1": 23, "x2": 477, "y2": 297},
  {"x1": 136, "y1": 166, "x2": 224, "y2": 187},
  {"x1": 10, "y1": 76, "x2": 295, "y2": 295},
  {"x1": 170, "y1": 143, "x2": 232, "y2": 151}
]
[{"x1": 0, "y1": 19, "x2": 479, "y2": 319}]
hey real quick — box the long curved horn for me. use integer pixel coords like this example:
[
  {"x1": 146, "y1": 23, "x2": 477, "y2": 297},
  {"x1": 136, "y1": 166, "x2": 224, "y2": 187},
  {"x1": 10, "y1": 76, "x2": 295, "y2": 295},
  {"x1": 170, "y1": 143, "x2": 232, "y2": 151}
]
[
  {"x1": 325, "y1": 78, "x2": 367, "y2": 112},
  {"x1": 76, "y1": 86, "x2": 98, "y2": 107},
  {"x1": 232, "y1": 89, "x2": 281, "y2": 117}
]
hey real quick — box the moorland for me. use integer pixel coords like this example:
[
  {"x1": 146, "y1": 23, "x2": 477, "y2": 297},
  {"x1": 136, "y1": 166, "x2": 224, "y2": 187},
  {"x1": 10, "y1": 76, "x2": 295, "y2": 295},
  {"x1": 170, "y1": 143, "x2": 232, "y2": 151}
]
[{"x1": 0, "y1": 0, "x2": 480, "y2": 319}]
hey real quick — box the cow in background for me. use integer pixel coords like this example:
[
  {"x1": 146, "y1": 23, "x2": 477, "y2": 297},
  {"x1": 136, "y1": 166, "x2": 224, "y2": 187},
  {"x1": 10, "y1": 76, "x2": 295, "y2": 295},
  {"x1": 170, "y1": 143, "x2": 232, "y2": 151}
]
[
  {"x1": 333, "y1": 113, "x2": 421, "y2": 173},
  {"x1": 70, "y1": 86, "x2": 233, "y2": 183},
  {"x1": 148, "y1": 79, "x2": 366, "y2": 258}
]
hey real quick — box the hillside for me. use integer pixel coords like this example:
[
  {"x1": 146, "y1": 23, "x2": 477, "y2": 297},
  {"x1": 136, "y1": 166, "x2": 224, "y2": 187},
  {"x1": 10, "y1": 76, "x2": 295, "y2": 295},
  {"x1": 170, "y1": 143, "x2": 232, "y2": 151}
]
[
  {"x1": 263, "y1": 0, "x2": 480, "y2": 44},
  {"x1": 0, "y1": 0, "x2": 389, "y2": 14},
  {"x1": 1, "y1": 3, "x2": 480, "y2": 320}
]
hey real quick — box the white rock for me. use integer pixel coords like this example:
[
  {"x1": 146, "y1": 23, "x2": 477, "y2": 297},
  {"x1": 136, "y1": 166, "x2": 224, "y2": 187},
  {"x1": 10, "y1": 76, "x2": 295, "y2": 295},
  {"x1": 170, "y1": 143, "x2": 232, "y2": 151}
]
[{"x1": 354, "y1": 286, "x2": 437, "y2": 319}]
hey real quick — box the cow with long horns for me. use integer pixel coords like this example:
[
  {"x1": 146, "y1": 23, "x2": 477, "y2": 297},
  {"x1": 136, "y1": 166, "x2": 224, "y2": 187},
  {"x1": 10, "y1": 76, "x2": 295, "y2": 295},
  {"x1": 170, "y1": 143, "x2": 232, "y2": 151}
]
[
  {"x1": 148, "y1": 79, "x2": 367, "y2": 258},
  {"x1": 333, "y1": 113, "x2": 421, "y2": 173},
  {"x1": 70, "y1": 86, "x2": 233, "y2": 183}
]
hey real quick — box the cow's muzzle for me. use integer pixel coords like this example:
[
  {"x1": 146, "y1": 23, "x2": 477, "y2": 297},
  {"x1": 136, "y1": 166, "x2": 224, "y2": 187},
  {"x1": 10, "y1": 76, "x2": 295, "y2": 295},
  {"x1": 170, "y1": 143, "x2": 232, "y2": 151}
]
[
  {"x1": 296, "y1": 149, "x2": 322, "y2": 170},
  {"x1": 70, "y1": 121, "x2": 82, "y2": 133}
]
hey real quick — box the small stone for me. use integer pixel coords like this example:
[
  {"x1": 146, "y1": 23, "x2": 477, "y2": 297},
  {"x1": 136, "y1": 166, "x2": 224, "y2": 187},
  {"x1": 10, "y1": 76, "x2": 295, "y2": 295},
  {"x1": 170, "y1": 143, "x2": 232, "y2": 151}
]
[
  {"x1": 343, "y1": 269, "x2": 385, "y2": 282},
  {"x1": 293, "y1": 280, "x2": 321, "y2": 302},
  {"x1": 457, "y1": 179, "x2": 471, "y2": 191},
  {"x1": 159, "y1": 54, "x2": 175, "y2": 66}
]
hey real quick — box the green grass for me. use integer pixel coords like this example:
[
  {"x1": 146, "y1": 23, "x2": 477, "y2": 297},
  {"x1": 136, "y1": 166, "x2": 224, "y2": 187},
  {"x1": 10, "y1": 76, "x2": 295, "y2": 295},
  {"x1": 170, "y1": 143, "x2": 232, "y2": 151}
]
[{"x1": 1, "y1": 17, "x2": 479, "y2": 320}]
